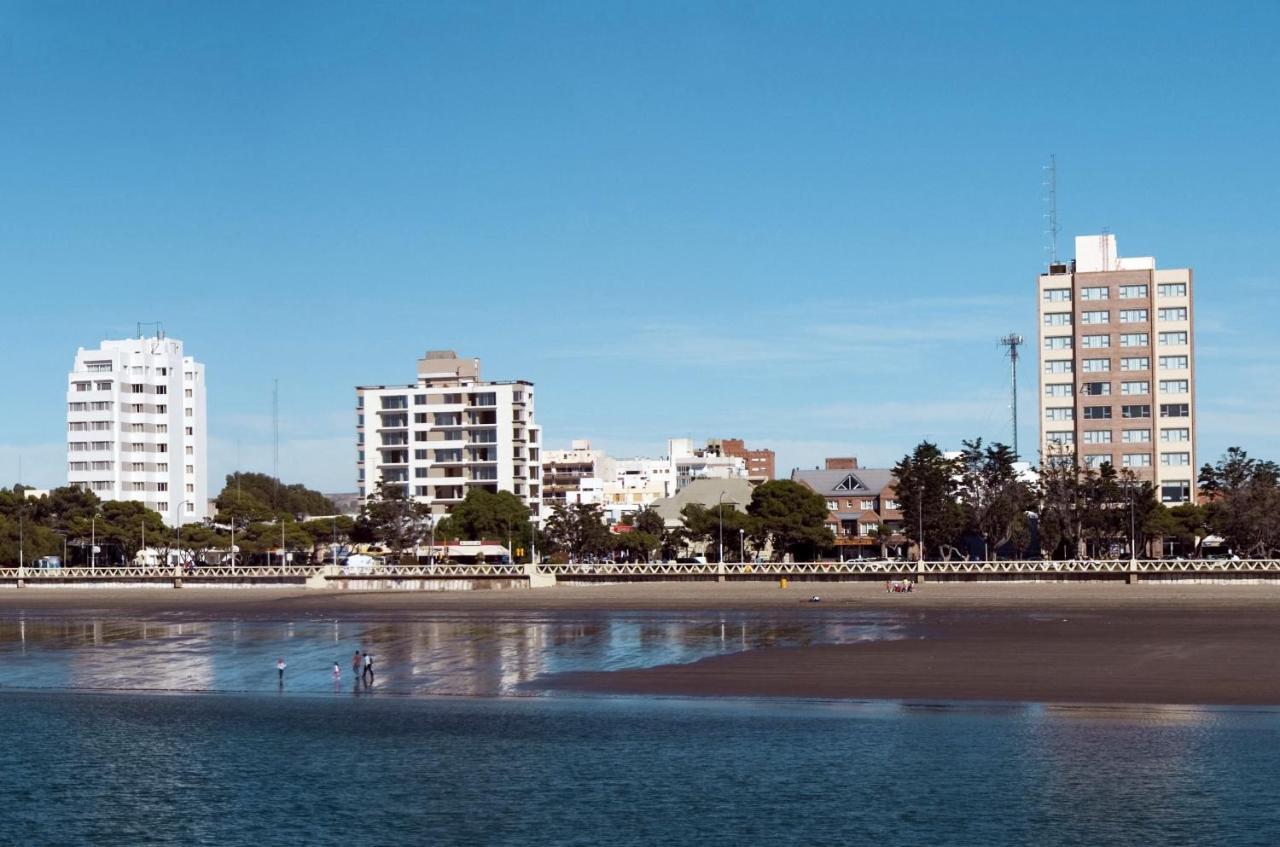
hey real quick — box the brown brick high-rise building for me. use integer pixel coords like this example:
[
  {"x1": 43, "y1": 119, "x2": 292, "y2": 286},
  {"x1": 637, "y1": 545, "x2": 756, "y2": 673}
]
[
  {"x1": 1037, "y1": 234, "x2": 1196, "y2": 504},
  {"x1": 705, "y1": 438, "x2": 775, "y2": 483}
]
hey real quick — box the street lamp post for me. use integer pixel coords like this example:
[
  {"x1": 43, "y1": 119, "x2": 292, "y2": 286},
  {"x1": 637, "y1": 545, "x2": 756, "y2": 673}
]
[
  {"x1": 91, "y1": 514, "x2": 97, "y2": 568},
  {"x1": 739, "y1": 527, "x2": 745, "y2": 564}
]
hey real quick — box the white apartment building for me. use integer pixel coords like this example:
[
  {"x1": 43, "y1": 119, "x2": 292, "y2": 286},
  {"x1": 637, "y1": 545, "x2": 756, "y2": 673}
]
[
  {"x1": 357, "y1": 351, "x2": 542, "y2": 519},
  {"x1": 66, "y1": 334, "x2": 208, "y2": 524},
  {"x1": 1038, "y1": 233, "x2": 1197, "y2": 504}
]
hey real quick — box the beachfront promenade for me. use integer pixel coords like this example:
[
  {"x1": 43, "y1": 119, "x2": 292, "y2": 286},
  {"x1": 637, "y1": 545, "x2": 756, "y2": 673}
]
[{"x1": 0, "y1": 558, "x2": 1278, "y2": 588}]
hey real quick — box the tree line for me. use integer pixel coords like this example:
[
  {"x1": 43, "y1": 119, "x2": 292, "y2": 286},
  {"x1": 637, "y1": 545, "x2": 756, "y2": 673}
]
[{"x1": 893, "y1": 440, "x2": 1273, "y2": 560}]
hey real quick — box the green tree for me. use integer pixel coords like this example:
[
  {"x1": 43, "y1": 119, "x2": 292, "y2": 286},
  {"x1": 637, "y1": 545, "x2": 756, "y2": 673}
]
[
  {"x1": 747, "y1": 480, "x2": 832, "y2": 562},
  {"x1": 893, "y1": 442, "x2": 963, "y2": 560},
  {"x1": 1199, "y1": 448, "x2": 1280, "y2": 556},
  {"x1": 434, "y1": 488, "x2": 535, "y2": 558},
  {"x1": 956, "y1": 439, "x2": 1036, "y2": 558},
  {"x1": 543, "y1": 502, "x2": 612, "y2": 561},
  {"x1": 214, "y1": 472, "x2": 335, "y2": 521},
  {"x1": 362, "y1": 481, "x2": 431, "y2": 563}
]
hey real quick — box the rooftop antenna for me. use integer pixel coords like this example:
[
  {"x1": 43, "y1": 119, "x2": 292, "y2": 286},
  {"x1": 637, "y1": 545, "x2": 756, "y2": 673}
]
[
  {"x1": 999, "y1": 333, "x2": 1025, "y2": 459},
  {"x1": 1043, "y1": 154, "x2": 1061, "y2": 264}
]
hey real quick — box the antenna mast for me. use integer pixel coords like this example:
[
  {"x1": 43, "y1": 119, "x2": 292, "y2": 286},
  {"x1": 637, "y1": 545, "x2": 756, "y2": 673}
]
[
  {"x1": 1043, "y1": 154, "x2": 1061, "y2": 264},
  {"x1": 999, "y1": 333, "x2": 1025, "y2": 459}
]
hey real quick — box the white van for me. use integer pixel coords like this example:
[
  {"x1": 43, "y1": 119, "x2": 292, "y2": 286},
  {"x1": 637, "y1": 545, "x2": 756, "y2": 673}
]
[{"x1": 342, "y1": 554, "x2": 380, "y2": 574}]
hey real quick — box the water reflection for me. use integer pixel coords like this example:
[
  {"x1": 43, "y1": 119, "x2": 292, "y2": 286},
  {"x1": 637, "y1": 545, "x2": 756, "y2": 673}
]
[{"x1": 0, "y1": 613, "x2": 902, "y2": 697}]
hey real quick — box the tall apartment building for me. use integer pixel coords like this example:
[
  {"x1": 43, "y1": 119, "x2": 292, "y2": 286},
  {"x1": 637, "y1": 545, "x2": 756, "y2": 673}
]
[
  {"x1": 66, "y1": 334, "x2": 208, "y2": 524},
  {"x1": 357, "y1": 351, "x2": 542, "y2": 519},
  {"x1": 1037, "y1": 234, "x2": 1196, "y2": 504}
]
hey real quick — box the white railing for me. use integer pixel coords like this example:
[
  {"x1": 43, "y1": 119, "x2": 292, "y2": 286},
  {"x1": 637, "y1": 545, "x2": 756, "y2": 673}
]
[{"x1": 1, "y1": 559, "x2": 1278, "y2": 583}]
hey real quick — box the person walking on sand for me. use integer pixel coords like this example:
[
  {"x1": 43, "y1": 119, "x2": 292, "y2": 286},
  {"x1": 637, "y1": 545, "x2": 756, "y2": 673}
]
[
  {"x1": 363, "y1": 652, "x2": 374, "y2": 684},
  {"x1": 352, "y1": 650, "x2": 362, "y2": 680},
  {"x1": 276, "y1": 657, "x2": 287, "y2": 684},
  {"x1": 332, "y1": 662, "x2": 341, "y2": 683}
]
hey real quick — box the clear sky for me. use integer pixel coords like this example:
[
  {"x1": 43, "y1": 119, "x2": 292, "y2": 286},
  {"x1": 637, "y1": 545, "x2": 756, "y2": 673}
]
[{"x1": 3, "y1": 2, "x2": 1278, "y2": 493}]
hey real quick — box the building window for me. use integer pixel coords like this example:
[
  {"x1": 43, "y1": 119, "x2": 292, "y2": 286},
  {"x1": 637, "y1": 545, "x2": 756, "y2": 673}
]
[
  {"x1": 1118, "y1": 309, "x2": 1148, "y2": 323},
  {"x1": 1122, "y1": 429, "x2": 1151, "y2": 444},
  {"x1": 1118, "y1": 284, "x2": 1148, "y2": 299},
  {"x1": 1082, "y1": 430, "x2": 1111, "y2": 444},
  {"x1": 1044, "y1": 312, "x2": 1072, "y2": 326},
  {"x1": 1080, "y1": 286, "x2": 1109, "y2": 300},
  {"x1": 1120, "y1": 357, "x2": 1150, "y2": 371},
  {"x1": 1159, "y1": 379, "x2": 1189, "y2": 394},
  {"x1": 1083, "y1": 406, "x2": 1112, "y2": 420},
  {"x1": 1158, "y1": 307, "x2": 1188, "y2": 322},
  {"x1": 826, "y1": 500, "x2": 838, "y2": 510},
  {"x1": 1121, "y1": 404, "x2": 1152, "y2": 419},
  {"x1": 1120, "y1": 381, "x2": 1149, "y2": 396},
  {"x1": 1161, "y1": 452, "x2": 1191, "y2": 467},
  {"x1": 1158, "y1": 356, "x2": 1189, "y2": 370},
  {"x1": 1081, "y1": 382, "x2": 1111, "y2": 396},
  {"x1": 1081, "y1": 310, "x2": 1109, "y2": 325},
  {"x1": 1122, "y1": 453, "x2": 1152, "y2": 468},
  {"x1": 1044, "y1": 361, "x2": 1073, "y2": 374},
  {"x1": 1044, "y1": 384, "x2": 1073, "y2": 397},
  {"x1": 1045, "y1": 407, "x2": 1073, "y2": 421},
  {"x1": 1157, "y1": 283, "x2": 1187, "y2": 297},
  {"x1": 1082, "y1": 334, "x2": 1110, "y2": 349},
  {"x1": 1044, "y1": 336, "x2": 1072, "y2": 350},
  {"x1": 1082, "y1": 359, "x2": 1110, "y2": 373},
  {"x1": 1159, "y1": 403, "x2": 1190, "y2": 418},
  {"x1": 1160, "y1": 428, "x2": 1190, "y2": 443},
  {"x1": 1119, "y1": 333, "x2": 1149, "y2": 347},
  {"x1": 1047, "y1": 431, "x2": 1075, "y2": 445},
  {"x1": 1043, "y1": 288, "x2": 1071, "y2": 302},
  {"x1": 1161, "y1": 481, "x2": 1191, "y2": 503},
  {"x1": 1084, "y1": 455, "x2": 1110, "y2": 470},
  {"x1": 1158, "y1": 331, "x2": 1189, "y2": 346},
  {"x1": 414, "y1": 394, "x2": 427, "y2": 405},
  {"x1": 95, "y1": 381, "x2": 112, "y2": 391}
]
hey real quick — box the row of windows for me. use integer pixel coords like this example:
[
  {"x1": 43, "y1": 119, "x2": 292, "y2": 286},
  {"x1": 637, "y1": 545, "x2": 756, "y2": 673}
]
[
  {"x1": 1043, "y1": 308, "x2": 1188, "y2": 326},
  {"x1": 1078, "y1": 428, "x2": 1191, "y2": 444},
  {"x1": 1078, "y1": 403, "x2": 1191, "y2": 419},
  {"x1": 1045, "y1": 357, "x2": 1156, "y2": 373},
  {"x1": 1039, "y1": 440, "x2": 1193, "y2": 467},
  {"x1": 1042, "y1": 283, "x2": 1186, "y2": 302}
]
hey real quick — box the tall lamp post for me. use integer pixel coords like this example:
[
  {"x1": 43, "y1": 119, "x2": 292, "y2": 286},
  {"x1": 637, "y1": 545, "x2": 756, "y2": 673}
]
[
  {"x1": 91, "y1": 514, "x2": 97, "y2": 568},
  {"x1": 739, "y1": 527, "x2": 745, "y2": 564}
]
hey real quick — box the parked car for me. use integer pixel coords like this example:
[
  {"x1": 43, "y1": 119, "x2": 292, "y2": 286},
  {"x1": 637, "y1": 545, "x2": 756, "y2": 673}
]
[{"x1": 342, "y1": 554, "x2": 381, "y2": 574}]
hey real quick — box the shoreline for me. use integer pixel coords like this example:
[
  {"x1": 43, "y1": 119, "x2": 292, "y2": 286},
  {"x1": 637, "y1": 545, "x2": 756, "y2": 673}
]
[{"x1": 0, "y1": 583, "x2": 1278, "y2": 706}]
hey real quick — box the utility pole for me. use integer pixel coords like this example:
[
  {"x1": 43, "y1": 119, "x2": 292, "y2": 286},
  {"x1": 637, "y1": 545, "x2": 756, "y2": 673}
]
[{"x1": 999, "y1": 333, "x2": 1025, "y2": 460}]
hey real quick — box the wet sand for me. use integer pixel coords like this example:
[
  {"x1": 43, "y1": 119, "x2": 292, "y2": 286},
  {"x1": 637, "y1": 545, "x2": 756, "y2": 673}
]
[
  {"x1": 2, "y1": 581, "x2": 1280, "y2": 616},
  {"x1": 3, "y1": 583, "x2": 1280, "y2": 705}
]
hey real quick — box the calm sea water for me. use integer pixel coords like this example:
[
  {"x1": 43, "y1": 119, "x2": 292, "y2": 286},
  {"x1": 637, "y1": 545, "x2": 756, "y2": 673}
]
[{"x1": 0, "y1": 612, "x2": 1276, "y2": 846}]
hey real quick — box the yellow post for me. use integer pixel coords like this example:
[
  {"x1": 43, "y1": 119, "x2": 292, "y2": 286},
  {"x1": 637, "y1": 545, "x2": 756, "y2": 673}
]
[{"x1": 779, "y1": 577, "x2": 789, "y2": 589}]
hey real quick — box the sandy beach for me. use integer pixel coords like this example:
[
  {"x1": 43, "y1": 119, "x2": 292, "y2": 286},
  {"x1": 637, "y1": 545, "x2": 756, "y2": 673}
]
[{"x1": 3, "y1": 582, "x2": 1280, "y2": 705}]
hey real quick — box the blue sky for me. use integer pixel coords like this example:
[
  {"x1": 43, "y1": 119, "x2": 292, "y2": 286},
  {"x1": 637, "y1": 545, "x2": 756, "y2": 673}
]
[{"x1": 2, "y1": 2, "x2": 1278, "y2": 493}]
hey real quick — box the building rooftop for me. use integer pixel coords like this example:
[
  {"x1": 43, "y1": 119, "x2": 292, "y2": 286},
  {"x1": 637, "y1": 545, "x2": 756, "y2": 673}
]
[{"x1": 791, "y1": 467, "x2": 895, "y2": 496}]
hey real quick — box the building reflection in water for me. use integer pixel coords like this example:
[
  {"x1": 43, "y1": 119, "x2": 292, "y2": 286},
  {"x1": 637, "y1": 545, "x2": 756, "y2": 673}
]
[{"x1": 0, "y1": 612, "x2": 901, "y2": 697}]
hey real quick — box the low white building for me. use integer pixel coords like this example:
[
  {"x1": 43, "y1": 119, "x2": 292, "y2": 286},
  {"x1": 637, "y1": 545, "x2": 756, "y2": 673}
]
[
  {"x1": 66, "y1": 333, "x2": 208, "y2": 525},
  {"x1": 543, "y1": 438, "x2": 747, "y2": 524}
]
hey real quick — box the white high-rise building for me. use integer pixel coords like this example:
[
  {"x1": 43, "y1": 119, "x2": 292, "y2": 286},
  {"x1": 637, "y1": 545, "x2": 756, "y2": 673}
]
[
  {"x1": 357, "y1": 350, "x2": 543, "y2": 520},
  {"x1": 66, "y1": 334, "x2": 209, "y2": 524}
]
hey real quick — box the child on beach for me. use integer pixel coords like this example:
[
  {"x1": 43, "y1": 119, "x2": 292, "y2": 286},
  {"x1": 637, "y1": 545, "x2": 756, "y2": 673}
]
[
  {"x1": 276, "y1": 657, "x2": 286, "y2": 683},
  {"x1": 332, "y1": 662, "x2": 341, "y2": 682}
]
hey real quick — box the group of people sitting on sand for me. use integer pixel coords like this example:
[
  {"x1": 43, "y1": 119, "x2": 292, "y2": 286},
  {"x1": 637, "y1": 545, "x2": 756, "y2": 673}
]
[{"x1": 886, "y1": 579, "x2": 915, "y2": 593}]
